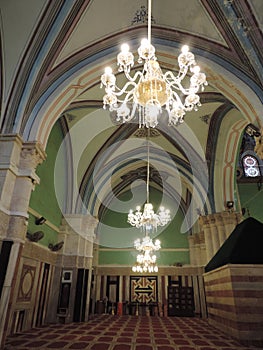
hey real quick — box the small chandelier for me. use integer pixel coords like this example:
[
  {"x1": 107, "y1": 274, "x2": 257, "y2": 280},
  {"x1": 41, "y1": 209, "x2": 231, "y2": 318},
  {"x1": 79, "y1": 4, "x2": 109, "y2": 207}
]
[
  {"x1": 132, "y1": 238, "x2": 160, "y2": 273},
  {"x1": 127, "y1": 132, "x2": 171, "y2": 232},
  {"x1": 101, "y1": 0, "x2": 207, "y2": 128},
  {"x1": 129, "y1": 130, "x2": 171, "y2": 273},
  {"x1": 128, "y1": 203, "x2": 171, "y2": 232}
]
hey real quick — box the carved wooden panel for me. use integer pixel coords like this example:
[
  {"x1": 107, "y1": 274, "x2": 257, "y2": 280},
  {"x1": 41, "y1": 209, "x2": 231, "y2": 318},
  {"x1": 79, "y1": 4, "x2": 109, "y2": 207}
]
[
  {"x1": 17, "y1": 264, "x2": 36, "y2": 302},
  {"x1": 130, "y1": 276, "x2": 157, "y2": 304}
]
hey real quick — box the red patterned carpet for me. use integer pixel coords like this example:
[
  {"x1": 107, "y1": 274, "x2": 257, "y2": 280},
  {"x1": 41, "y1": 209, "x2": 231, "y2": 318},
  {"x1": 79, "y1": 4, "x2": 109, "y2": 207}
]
[{"x1": 4, "y1": 315, "x2": 263, "y2": 350}]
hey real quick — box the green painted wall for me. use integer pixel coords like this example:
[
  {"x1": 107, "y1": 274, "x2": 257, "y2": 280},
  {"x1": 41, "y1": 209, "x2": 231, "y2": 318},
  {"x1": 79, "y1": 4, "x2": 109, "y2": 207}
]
[
  {"x1": 28, "y1": 120, "x2": 65, "y2": 246},
  {"x1": 99, "y1": 249, "x2": 190, "y2": 266},
  {"x1": 27, "y1": 212, "x2": 59, "y2": 247},
  {"x1": 238, "y1": 183, "x2": 263, "y2": 222},
  {"x1": 98, "y1": 186, "x2": 190, "y2": 266}
]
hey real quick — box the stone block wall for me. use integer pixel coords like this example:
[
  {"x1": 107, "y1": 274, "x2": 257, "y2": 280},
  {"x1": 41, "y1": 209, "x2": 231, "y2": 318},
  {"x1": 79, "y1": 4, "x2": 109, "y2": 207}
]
[{"x1": 204, "y1": 264, "x2": 263, "y2": 347}]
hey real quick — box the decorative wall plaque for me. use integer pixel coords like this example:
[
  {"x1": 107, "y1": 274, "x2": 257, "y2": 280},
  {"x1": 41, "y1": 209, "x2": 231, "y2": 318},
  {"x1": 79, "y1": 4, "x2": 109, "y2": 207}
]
[{"x1": 17, "y1": 264, "x2": 36, "y2": 302}]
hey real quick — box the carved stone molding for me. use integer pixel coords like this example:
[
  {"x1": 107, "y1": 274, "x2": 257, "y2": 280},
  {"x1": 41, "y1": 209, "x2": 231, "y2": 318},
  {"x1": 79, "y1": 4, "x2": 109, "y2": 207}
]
[
  {"x1": 61, "y1": 214, "x2": 98, "y2": 237},
  {"x1": 20, "y1": 142, "x2": 46, "y2": 170}
]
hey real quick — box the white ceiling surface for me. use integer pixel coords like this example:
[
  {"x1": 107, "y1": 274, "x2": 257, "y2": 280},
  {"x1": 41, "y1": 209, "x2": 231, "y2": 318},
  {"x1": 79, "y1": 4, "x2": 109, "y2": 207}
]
[
  {"x1": 0, "y1": 0, "x2": 47, "y2": 102},
  {"x1": 55, "y1": 0, "x2": 225, "y2": 65},
  {"x1": 1, "y1": 0, "x2": 227, "y2": 100},
  {"x1": 250, "y1": 0, "x2": 263, "y2": 26}
]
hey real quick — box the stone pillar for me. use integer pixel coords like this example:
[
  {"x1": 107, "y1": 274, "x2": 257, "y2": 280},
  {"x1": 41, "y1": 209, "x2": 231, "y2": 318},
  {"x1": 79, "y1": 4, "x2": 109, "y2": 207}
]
[
  {"x1": 58, "y1": 214, "x2": 98, "y2": 321},
  {"x1": 59, "y1": 214, "x2": 98, "y2": 266},
  {"x1": 125, "y1": 275, "x2": 129, "y2": 302},
  {"x1": 210, "y1": 215, "x2": 220, "y2": 255},
  {"x1": 217, "y1": 214, "x2": 226, "y2": 246},
  {"x1": 195, "y1": 212, "x2": 243, "y2": 267},
  {"x1": 0, "y1": 135, "x2": 46, "y2": 348},
  {"x1": 188, "y1": 231, "x2": 206, "y2": 266},
  {"x1": 95, "y1": 274, "x2": 101, "y2": 305},
  {"x1": 119, "y1": 275, "x2": 123, "y2": 302},
  {"x1": 221, "y1": 212, "x2": 242, "y2": 238},
  {"x1": 199, "y1": 216, "x2": 213, "y2": 263},
  {"x1": 188, "y1": 235, "x2": 197, "y2": 266}
]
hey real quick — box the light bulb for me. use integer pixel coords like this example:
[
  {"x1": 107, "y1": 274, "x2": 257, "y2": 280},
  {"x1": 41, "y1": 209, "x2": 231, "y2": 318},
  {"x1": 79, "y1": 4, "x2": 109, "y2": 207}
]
[
  {"x1": 193, "y1": 65, "x2": 200, "y2": 74},
  {"x1": 121, "y1": 43, "x2": 129, "y2": 53},
  {"x1": 181, "y1": 45, "x2": 189, "y2": 54},
  {"x1": 140, "y1": 38, "x2": 149, "y2": 47},
  {"x1": 104, "y1": 67, "x2": 112, "y2": 74}
]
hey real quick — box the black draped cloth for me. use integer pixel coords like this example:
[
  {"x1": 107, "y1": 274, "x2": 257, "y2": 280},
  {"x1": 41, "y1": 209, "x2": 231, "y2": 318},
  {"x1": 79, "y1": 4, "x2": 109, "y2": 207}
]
[{"x1": 205, "y1": 217, "x2": 263, "y2": 272}]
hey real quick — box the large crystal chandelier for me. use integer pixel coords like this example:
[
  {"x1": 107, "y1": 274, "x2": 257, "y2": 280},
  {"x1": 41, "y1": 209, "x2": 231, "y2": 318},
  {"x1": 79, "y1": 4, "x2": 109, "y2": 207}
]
[
  {"x1": 129, "y1": 131, "x2": 171, "y2": 273},
  {"x1": 101, "y1": 0, "x2": 207, "y2": 128}
]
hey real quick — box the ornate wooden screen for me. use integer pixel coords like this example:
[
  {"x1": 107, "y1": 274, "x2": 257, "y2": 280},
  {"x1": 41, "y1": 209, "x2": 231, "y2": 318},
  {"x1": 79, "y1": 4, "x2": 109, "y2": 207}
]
[{"x1": 130, "y1": 276, "x2": 157, "y2": 303}]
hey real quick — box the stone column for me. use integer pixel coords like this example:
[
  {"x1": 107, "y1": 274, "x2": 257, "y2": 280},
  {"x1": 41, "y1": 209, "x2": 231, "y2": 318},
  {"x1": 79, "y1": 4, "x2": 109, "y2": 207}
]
[
  {"x1": 58, "y1": 214, "x2": 98, "y2": 321},
  {"x1": 221, "y1": 212, "x2": 242, "y2": 238},
  {"x1": 95, "y1": 274, "x2": 101, "y2": 306},
  {"x1": 210, "y1": 214, "x2": 220, "y2": 256},
  {"x1": 83, "y1": 215, "x2": 98, "y2": 321},
  {"x1": 125, "y1": 275, "x2": 129, "y2": 302},
  {"x1": 0, "y1": 135, "x2": 46, "y2": 348},
  {"x1": 59, "y1": 214, "x2": 98, "y2": 266},
  {"x1": 217, "y1": 214, "x2": 226, "y2": 246},
  {"x1": 188, "y1": 235, "x2": 197, "y2": 266},
  {"x1": 195, "y1": 231, "x2": 205, "y2": 266},
  {"x1": 119, "y1": 275, "x2": 123, "y2": 302},
  {"x1": 199, "y1": 216, "x2": 213, "y2": 263}
]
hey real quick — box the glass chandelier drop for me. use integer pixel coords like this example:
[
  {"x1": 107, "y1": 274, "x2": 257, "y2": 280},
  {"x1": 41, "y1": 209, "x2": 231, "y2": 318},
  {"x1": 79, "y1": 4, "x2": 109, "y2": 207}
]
[
  {"x1": 101, "y1": 0, "x2": 207, "y2": 128},
  {"x1": 129, "y1": 131, "x2": 171, "y2": 273}
]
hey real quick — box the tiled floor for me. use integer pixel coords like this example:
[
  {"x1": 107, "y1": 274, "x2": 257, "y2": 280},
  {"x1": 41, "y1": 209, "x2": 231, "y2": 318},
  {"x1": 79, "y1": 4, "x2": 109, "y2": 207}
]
[{"x1": 4, "y1": 315, "x2": 263, "y2": 350}]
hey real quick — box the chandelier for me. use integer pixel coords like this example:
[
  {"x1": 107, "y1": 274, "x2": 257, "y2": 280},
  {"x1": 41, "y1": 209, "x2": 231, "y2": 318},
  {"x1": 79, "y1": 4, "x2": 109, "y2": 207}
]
[
  {"x1": 101, "y1": 0, "x2": 207, "y2": 128},
  {"x1": 128, "y1": 131, "x2": 171, "y2": 273},
  {"x1": 132, "y1": 236, "x2": 160, "y2": 273},
  {"x1": 127, "y1": 136, "x2": 171, "y2": 232}
]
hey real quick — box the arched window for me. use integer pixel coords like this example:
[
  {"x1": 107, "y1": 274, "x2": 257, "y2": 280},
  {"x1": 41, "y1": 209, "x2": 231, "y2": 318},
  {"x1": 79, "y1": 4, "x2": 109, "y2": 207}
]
[
  {"x1": 237, "y1": 124, "x2": 262, "y2": 181},
  {"x1": 242, "y1": 154, "x2": 261, "y2": 178}
]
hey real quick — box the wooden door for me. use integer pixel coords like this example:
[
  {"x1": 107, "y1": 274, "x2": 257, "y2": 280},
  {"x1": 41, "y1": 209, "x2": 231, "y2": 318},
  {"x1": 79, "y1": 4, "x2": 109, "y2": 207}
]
[
  {"x1": 73, "y1": 269, "x2": 89, "y2": 322},
  {"x1": 36, "y1": 263, "x2": 50, "y2": 326}
]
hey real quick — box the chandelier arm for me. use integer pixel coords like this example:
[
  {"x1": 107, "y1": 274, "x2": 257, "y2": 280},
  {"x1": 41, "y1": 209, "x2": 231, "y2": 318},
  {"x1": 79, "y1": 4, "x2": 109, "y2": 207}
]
[
  {"x1": 119, "y1": 89, "x2": 137, "y2": 104},
  {"x1": 168, "y1": 81, "x2": 193, "y2": 96},
  {"x1": 123, "y1": 70, "x2": 144, "y2": 83},
  {"x1": 168, "y1": 92, "x2": 185, "y2": 107},
  {"x1": 114, "y1": 81, "x2": 137, "y2": 95},
  {"x1": 165, "y1": 68, "x2": 198, "y2": 91},
  {"x1": 164, "y1": 70, "x2": 187, "y2": 86},
  {"x1": 122, "y1": 114, "x2": 135, "y2": 123},
  {"x1": 177, "y1": 67, "x2": 191, "y2": 81}
]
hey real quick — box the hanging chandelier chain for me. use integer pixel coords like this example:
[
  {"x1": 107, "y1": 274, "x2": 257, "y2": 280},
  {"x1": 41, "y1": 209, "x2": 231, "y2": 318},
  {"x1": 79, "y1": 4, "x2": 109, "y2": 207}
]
[
  {"x1": 148, "y1": 0, "x2": 151, "y2": 45},
  {"x1": 146, "y1": 129, "x2": 150, "y2": 204},
  {"x1": 128, "y1": 128, "x2": 171, "y2": 273},
  {"x1": 101, "y1": 0, "x2": 207, "y2": 273}
]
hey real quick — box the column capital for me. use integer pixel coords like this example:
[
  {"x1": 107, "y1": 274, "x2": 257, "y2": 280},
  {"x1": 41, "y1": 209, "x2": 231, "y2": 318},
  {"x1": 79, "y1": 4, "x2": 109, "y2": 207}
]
[
  {"x1": 61, "y1": 214, "x2": 98, "y2": 238},
  {"x1": 20, "y1": 141, "x2": 46, "y2": 169}
]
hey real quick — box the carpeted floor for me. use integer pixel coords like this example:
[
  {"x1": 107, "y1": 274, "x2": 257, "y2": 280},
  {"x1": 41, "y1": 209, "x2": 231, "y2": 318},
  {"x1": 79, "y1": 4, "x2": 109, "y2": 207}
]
[{"x1": 4, "y1": 315, "x2": 263, "y2": 350}]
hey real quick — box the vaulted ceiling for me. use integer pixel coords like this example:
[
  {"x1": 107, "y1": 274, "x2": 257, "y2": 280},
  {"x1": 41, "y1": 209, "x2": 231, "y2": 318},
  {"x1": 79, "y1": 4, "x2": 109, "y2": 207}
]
[{"x1": 0, "y1": 0, "x2": 262, "y2": 229}]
